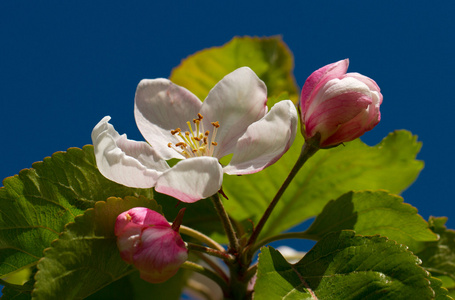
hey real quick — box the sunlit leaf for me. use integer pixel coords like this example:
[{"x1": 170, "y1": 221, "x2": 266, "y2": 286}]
[
  {"x1": 170, "y1": 36, "x2": 299, "y2": 105},
  {"x1": 254, "y1": 231, "x2": 434, "y2": 299},
  {"x1": 222, "y1": 130, "x2": 423, "y2": 239},
  {"x1": 303, "y1": 190, "x2": 438, "y2": 252},
  {"x1": 0, "y1": 146, "x2": 153, "y2": 278},
  {"x1": 1, "y1": 268, "x2": 32, "y2": 286}
]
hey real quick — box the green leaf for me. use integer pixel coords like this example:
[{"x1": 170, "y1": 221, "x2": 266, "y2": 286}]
[
  {"x1": 0, "y1": 274, "x2": 35, "y2": 300},
  {"x1": 0, "y1": 286, "x2": 31, "y2": 300},
  {"x1": 169, "y1": 36, "x2": 299, "y2": 105},
  {"x1": 1, "y1": 267, "x2": 32, "y2": 286},
  {"x1": 0, "y1": 145, "x2": 153, "y2": 278},
  {"x1": 429, "y1": 277, "x2": 454, "y2": 300},
  {"x1": 86, "y1": 268, "x2": 190, "y2": 300},
  {"x1": 254, "y1": 231, "x2": 434, "y2": 300},
  {"x1": 222, "y1": 130, "x2": 424, "y2": 239},
  {"x1": 33, "y1": 196, "x2": 161, "y2": 299},
  {"x1": 417, "y1": 217, "x2": 455, "y2": 289},
  {"x1": 303, "y1": 190, "x2": 438, "y2": 252}
]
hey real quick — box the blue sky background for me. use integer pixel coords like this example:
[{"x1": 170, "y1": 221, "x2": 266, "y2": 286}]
[{"x1": 1, "y1": 0, "x2": 454, "y2": 262}]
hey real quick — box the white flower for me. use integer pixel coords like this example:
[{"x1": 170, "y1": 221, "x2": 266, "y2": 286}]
[{"x1": 92, "y1": 67, "x2": 298, "y2": 203}]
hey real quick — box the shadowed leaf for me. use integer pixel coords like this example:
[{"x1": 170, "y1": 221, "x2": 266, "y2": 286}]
[
  {"x1": 417, "y1": 217, "x2": 455, "y2": 295},
  {"x1": 255, "y1": 231, "x2": 434, "y2": 299},
  {"x1": 33, "y1": 196, "x2": 166, "y2": 299}
]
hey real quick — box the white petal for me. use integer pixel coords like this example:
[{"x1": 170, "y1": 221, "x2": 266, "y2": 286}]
[
  {"x1": 223, "y1": 100, "x2": 298, "y2": 175},
  {"x1": 199, "y1": 67, "x2": 268, "y2": 158},
  {"x1": 134, "y1": 79, "x2": 202, "y2": 160},
  {"x1": 155, "y1": 157, "x2": 223, "y2": 203},
  {"x1": 91, "y1": 116, "x2": 169, "y2": 188}
]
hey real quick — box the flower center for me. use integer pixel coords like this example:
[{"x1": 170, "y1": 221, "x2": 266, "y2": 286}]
[{"x1": 167, "y1": 113, "x2": 220, "y2": 158}]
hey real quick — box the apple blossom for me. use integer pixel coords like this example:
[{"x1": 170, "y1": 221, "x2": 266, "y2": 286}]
[
  {"x1": 300, "y1": 59, "x2": 382, "y2": 148},
  {"x1": 115, "y1": 207, "x2": 188, "y2": 283},
  {"x1": 92, "y1": 67, "x2": 298, "y2": 202}
]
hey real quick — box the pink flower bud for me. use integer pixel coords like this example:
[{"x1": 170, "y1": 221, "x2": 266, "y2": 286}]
[
  {"x1": 115, "y1": 207, "x2": 188, "y2": 283},
  {"x1": 300, "y1": 59, "x2": 383, "y2": 148}
]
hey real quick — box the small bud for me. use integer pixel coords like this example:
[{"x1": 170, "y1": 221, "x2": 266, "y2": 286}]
[
  {"x1": 299, "y1": 59, "x2": 382, "y2": 148},
  {"x1": 115, "y1": 207, "x2": 188, "y2": 283}
]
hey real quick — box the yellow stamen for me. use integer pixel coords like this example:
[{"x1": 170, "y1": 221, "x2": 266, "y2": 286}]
[
  {"x1": 187, "y1": 121, "x2": 195, "y2": 137},
  {"x1": 167, "y1": 114, "x2": 220, "y2": 158}
]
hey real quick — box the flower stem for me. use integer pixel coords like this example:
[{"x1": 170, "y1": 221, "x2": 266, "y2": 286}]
[
  {"x1": 227, "y1": 262, "x2": 250, "y2": 300},
  {"x1": 179, "y1": 224, "x2": 226, "y2": 252},
  {"x1": 181, "y1": 261, "x2": 229, "y2": 295},
  {"x1": 246, "y1": 142, "x2": 318, "y2": 254},
  {"x1": 187, "y1": 242, "x2": 234, "y2": 262},
  {"x1": 211, "y1": 193, "x2": 240, "y2": 253}
]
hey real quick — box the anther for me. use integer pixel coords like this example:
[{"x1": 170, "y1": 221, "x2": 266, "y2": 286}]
[
  {"x1": 205, "y1": 130, "x2": 210, "y2": 136},
  {"x1": 211, "y1": 121, "x2": 220, "y2": 128},
  {"x1": 212, "y1": 142, "x2": 218, "y2": 146},
  {"x1": 171, "y1": 128, "x2": 181, "y2": 135},
  {"x1": 168, "y1": 143, "x2": 172, "y2": 148},
  {"x1": 193, "y1": 113, "x2": 204, "y2": 123},
  {"x1": 175, "y1": 142, "x2": 186, "y2": 148}
]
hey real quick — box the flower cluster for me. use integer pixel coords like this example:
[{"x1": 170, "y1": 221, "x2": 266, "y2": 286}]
[{"x1": 96, "y1": 61, "x2": 382, "y2": 286}]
